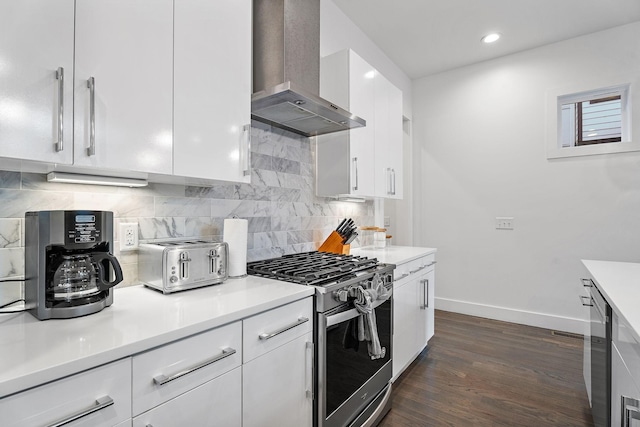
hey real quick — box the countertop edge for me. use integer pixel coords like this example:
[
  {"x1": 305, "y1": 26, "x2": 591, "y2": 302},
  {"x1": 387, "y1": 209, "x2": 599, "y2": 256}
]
[
  {"x1": 0, "y1": 282, "x2": 314, "y2": 399},
  {"x1": 582, "y1": 259, "x2": 640, "y2": 345}
]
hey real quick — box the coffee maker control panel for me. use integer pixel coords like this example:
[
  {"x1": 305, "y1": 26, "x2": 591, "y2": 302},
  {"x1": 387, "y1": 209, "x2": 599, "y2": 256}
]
[{"x1": 65, "y1": 211, "x2": 103, "y2": 246}]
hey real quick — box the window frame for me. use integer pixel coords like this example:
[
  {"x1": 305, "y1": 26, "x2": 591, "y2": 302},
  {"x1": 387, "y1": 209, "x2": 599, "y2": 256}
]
[{"x1": 546, "y1": 81, "x2": 636, "y2": 159}]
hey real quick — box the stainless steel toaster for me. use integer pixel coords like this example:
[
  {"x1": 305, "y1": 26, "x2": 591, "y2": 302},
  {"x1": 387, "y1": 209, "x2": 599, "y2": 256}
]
[{"x1": 138, "y1": 240, "x2": 228, "y2": 293}]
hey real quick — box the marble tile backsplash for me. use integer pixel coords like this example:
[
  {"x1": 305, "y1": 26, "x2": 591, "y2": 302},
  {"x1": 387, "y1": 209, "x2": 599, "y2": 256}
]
[{"x1": 0, "y1": 123, "x2": 373, "y2": 306}]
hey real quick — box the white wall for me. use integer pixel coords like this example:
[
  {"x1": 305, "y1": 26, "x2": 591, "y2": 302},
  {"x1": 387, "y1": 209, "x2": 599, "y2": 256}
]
[
  {"x1": 320, "y1": 0, "x2": 415, "y2": 245},
  {"x1": 412, "y1": 22, "x2": 640, "y2": 334}
]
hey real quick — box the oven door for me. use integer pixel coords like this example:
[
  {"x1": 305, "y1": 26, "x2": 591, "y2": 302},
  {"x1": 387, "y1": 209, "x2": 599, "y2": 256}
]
[{"x1": 317, "y1": 295, "x2": 392, "y2": 427}]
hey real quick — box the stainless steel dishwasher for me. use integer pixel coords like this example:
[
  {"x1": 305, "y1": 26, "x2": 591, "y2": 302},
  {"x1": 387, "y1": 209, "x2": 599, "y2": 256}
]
[{"x1": 584, "y1": 279, "x2": 612, "y2": 427}]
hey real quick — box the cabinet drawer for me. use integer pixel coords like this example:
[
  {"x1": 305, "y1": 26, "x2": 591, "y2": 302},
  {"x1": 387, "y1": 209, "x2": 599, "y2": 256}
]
[
  {"x1": 394, "y1": 254, "x2": 435, "y2": 287},
  {"x1": 243, "y1": 297, "x2": 313, "y2": 363},
  {"x1": 614, "y1": 313, "x2": 640, "y2": 390},
  {"x1": 133, "y1": 367, "x2": 241, "y2": 427},
  {"x1": 0, "y1": 358, "x2": 131, "y2": 427},
  {"x1": 132, "y1": 321, "x2": 242, "y2": 415}
]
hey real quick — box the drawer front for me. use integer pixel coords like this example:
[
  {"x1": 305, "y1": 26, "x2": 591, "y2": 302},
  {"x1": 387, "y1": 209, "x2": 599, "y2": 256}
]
[
  {"x1": 0, "y1": 358, "x2": 131, "y2": 427},
  {"x1": 133, "y1": 367, "x2": 241, "y2": 427},
  {"x1": 615, "y1": 313, "x2": 640, "y2": 391},
  {"x1": 243, "y1": 297, "x2": 313, "y2": 363},
  {"x1": 394, "y1": 254, "x2": 436, "y2": 288},
  {"x1": 132, "y1": 321, "x2": 242, "y2": 415}
]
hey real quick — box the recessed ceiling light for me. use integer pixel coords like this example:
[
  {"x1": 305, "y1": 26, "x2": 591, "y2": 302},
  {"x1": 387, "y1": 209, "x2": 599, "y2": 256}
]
[{"x1": 481, "y1": 33, "x2": 501, "y2": 44}]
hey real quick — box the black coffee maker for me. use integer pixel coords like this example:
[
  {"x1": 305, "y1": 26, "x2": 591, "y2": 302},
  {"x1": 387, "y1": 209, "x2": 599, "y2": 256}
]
[{"x1": 25, "y1": 210, "x2": 123, "y2": 320}]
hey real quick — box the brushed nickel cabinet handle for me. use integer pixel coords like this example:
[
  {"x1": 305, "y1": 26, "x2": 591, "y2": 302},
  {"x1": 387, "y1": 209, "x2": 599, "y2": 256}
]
[
  {"x1": 410, "y1": 265, "x2": 426, "y2": 274},
  {"x1": 46, "y1": 395, "x2": 114, "y2": 427},
  {"x1": 242, "y1": 123, "x2": 251, "y2": 176},
  {"x1": 581, "y1": 278, "x2": 594, "y2": 288},
  {"x1": 259, "y1": 317, "x2": 309, "y2": 340},
  {"x1": 579, "y1": 295, "x2": 593, "y2": 307},
  {"x1": 153, "y1": 347, "x2": 237, "y2": 386},
  {"x1": 352, "y1": 157, "x2": 359, "y2": 191},
  {"x1": 55, "y1": 67, "x2": 64, "y2": 152},
  {"x1": 86, "y1": 77, "x2": 96, "y2": 156},
  {"x1": 425, "y1": 278, "x2": 429, "y2": 309},
  {"x1": 305, "y1": 341, "x2": 314, "y2": 399}
]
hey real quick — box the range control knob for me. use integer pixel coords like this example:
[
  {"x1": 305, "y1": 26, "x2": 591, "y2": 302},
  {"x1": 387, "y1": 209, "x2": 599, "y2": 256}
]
[{"x1": 170, "y1": 276, "x2": 178, "y2": 283}]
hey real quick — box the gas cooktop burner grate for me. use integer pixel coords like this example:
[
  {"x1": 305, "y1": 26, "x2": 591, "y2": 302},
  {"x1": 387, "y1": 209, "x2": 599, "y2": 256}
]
[{"x1": 247, "y1": 251, "x2": 380, "y2": 287}]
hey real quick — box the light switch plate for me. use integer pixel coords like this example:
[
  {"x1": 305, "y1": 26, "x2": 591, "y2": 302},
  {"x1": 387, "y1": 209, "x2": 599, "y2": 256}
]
[{"x1": 119, "y1": 222, "x2": 139, "y2": 251}]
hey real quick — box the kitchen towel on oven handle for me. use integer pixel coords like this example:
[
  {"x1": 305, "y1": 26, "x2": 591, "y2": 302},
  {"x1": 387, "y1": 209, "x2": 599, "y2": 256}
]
[{"x1": 336, "y1": 273, "x2": 391, "y2": 359}]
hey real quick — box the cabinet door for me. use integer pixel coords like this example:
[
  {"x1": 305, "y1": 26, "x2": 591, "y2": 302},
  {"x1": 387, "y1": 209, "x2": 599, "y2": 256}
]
[
  {"x1": 347, "y1": 51, "x2": 376, "y2": 197},
  {"x1": 243, "y1": 332, "x2": 313, "y2": 427},
  {"x1": 374, "y1": 72, "x2": 403, "y2": 199},
  {"x1": 424, "y1": 267, "x2": 435, "y2": 342},
  {"x1": 317, "y1": 49, "x2": 375, "y2": 198},
  {"x1": 133, "y1": 367, "x2": 241, "y2": 427},
  {"x1": 0, "y1": 0, "x2": 74, "y2": 164},
  {"x1": 612, "y1": 343, "x2": 640, "y2": 427},
  {"x1": 74, "y1": 0, "x2": 173, "y2": 174},
  {"x1": 0, "y1": 358, "x2": 131, "y2": 427},
  {"x1": 393, "y1": 272, "x2": 427, "y2": 379},
  {"x1": 174, "y1": 0, "x2": 251, "y2": 182}
]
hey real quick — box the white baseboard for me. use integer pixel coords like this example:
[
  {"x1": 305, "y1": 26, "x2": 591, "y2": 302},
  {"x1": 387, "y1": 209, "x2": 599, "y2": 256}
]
[{"x1": 435, "y1": 297, "x2": 587, "y2": 335}]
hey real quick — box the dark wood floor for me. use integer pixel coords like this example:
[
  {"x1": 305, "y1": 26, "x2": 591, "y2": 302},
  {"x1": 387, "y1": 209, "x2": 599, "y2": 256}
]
[{"x1": 379, "y1": 310, "x2": 594, "y2": 427}]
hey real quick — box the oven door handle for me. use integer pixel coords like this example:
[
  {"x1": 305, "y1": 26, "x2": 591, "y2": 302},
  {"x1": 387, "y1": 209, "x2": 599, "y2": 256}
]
[{"x1": 326, "y1": 298, "x2": 388, "y2": 327}]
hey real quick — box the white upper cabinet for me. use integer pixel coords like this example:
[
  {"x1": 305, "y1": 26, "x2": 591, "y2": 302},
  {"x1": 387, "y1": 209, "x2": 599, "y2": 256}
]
[
  {"x1": 0, "y1": 0, "x2": 74, "y2": 165},
  {"x1": 317, "y1": 49, "x2": 376, "y2": 198},
  {"x1": 318, "y1": 49, "x2": 403, "y2": 199},
  {"x1": 374, "y1": 72, "x2": 403, "y2": 199},
  {"x1": 173, "y1": 0, "x2": 252, "y2": 183},
  {"x1": 74, "y1": 0, "x2": 173, "y2": 174}
]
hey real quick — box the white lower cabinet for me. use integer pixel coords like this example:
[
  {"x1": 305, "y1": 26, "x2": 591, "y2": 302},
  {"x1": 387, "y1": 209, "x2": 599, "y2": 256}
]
[
  {"x1": 0, "y1": 358, "x2": 131, "y2": 427},
  {"x1": 242, "y1": 297, "x2": 314, "y2": 427},
  {"x1": 612, "y1": 311, "x2": 640, "y2": 427},
  {"x1": 243, "y1": 332, "x2": 314, "y2": 427},
  {"x1": 132, "y1": 367, "x2": 241, "y2": 427},
  {"x1": 392, "y1": 254, "x2": 436, "y2": 380},
  {"x1": 132, "y1": 321, "x2": 242, "y2": 416}
]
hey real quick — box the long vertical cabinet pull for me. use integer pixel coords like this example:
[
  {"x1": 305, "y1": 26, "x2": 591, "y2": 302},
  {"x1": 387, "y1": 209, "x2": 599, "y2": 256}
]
[
  {"x1": 87, "y1": 77, "x2": 96, "y2": 156},
  {"x1": 242, "y1": 124, "x2": 251, "y2": 176},
  {"x1": 419, "y1": 279, "x2": 427, "y2": 310},
  {"x1": 391, "y1": 169, "x2": 396, "y2": 195},
  {"x1": 55, "y1": 67, "x2": 64, "y2": 152},
  {"x1": 305, "y1": 341, "x2": 314, "y2": 399},
  {"x1": 623, "y1": 396, "x2": 640, "y2": 427},
  {"x1": 352, "y1": 157, "x2": 359, "y2": 191},
  {"x1": 425, "y1": 278, "x2": 429, "y2": 308}
]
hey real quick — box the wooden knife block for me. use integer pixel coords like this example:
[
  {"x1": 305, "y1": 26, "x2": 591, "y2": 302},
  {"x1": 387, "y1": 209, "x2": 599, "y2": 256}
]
[{"x1": 318, "y1": 231, "x2": 350, "y2": 255}]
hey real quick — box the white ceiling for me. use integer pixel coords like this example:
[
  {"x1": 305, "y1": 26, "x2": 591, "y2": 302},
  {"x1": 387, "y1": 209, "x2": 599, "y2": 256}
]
[{"x1": 331, "y1": 0, "x2": 640, "y2": 79}]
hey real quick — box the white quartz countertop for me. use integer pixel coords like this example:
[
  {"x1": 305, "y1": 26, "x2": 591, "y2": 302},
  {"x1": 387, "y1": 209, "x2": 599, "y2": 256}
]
[
  {"x1": 0, "y1": 277, "x2": 314, "y2": 399},
  {"x1": 352, "y1": 245, "x2": 437, "y2": 265},
  {"x1": 582, "y1": 260, "x2": 640, "y2": 343}
]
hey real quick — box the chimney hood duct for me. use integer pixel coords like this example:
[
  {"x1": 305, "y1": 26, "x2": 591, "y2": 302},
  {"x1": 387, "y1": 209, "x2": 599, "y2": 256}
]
[{"x1": 251, "y1": 0, "x2": 365, "y2": 137}]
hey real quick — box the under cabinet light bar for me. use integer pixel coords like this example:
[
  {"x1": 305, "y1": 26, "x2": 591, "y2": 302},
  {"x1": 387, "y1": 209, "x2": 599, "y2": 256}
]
[
  {"x1": 47, "y1": 172, "x2": 148, "y2": 187},
  {"x1": 336, "y1": 196, "x2": 366, "y2": 203}
]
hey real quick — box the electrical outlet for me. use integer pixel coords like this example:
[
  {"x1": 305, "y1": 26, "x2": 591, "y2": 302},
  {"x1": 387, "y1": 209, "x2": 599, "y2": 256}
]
[
  {"x1": 384, "y1": 216, "x2": 390, "y2": 227},
  {"x1": 495, "y1": 217, "x2": 515, "y2": 230},
  {"x1": 119, "y1": 222, "x2": 139, "y2": 251}
]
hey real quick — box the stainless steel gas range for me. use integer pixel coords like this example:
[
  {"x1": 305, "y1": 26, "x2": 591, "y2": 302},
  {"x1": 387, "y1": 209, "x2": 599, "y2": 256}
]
[{"x1": 248, "y1": 252, "x2": 395, "y2": 427}]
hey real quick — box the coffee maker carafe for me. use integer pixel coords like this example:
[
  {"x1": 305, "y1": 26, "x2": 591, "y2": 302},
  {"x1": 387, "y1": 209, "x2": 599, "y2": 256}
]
[{"x1": 25, "y1": 210, "x2": 123, "y2": 320}]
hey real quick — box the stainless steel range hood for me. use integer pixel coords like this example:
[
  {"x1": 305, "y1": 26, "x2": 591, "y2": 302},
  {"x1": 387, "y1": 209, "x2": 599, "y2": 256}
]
[{"x1": 252, "y1": 0, "x2": 365, "y2": 137}]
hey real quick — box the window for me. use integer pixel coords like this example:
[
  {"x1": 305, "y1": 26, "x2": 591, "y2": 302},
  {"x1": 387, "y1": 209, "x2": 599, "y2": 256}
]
[
  {"x1": 560, "y1": 93, "x2": 623, "y2": 147},
  {"x1": 547, "y1": 82, "x2": 636, "y2": 159}
]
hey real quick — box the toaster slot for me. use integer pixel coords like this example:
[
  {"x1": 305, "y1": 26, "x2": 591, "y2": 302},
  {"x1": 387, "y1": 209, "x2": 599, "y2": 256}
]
[
  {"x1": 179, "y1": 251, "x2": 191, "y2": 280},
  {"x1": 209, "y1": 249, "x2": 220, "y2": 275}
]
